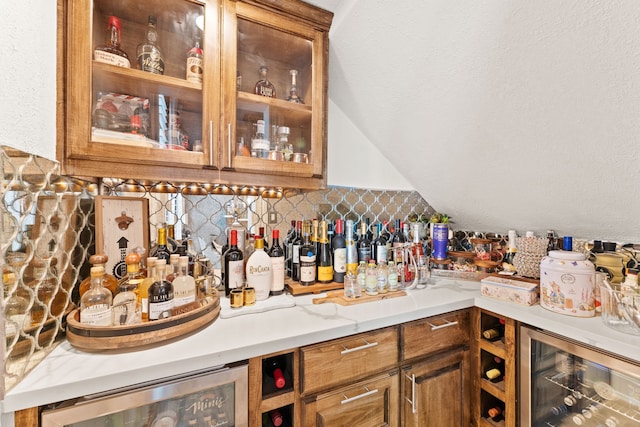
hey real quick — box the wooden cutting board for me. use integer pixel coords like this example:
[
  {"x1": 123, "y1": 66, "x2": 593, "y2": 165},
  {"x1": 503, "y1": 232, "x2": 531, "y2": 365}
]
[
  {"x1": 286, "y1": 280, "x2": 344, "y2": 295},
  {"x1": 312, "y1": 289, "x2": 407, "y2": 306}
]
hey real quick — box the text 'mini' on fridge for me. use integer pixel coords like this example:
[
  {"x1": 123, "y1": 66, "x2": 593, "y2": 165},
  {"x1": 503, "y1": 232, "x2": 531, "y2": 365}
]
[
  {"x1": 41, "y1": 364, "x2": 248, "y2": 427},
  {"x1": 520, "y1": 325, "x2": 640, "y2": 426}
]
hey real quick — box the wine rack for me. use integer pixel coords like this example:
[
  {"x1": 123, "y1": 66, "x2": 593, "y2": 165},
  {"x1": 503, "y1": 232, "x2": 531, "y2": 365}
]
[
  {"x1": 472, "y1": 308, "x2": 517, "y2": 427},
  {"x1": 249, "y1": 349, "x2": 300, "y2": 426}
]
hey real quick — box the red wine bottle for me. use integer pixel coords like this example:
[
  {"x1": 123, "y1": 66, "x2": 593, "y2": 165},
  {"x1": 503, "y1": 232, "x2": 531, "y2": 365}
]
[
  {"x1": 264, "y1": 356, "x2": 286, "y2": 389},
  {"x1": 269, "y1": 409, "x2": 283, "y2": 427}
]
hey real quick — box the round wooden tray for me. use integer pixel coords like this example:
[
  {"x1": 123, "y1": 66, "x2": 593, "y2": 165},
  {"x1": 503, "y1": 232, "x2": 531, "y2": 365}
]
[{"x1": 66, "y1": 294, "x2": 220, "y2": 352}]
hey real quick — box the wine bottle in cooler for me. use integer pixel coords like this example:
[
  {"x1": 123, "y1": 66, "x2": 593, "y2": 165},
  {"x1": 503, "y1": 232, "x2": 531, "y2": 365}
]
[
  {"x1": 332, "y1": 219, "x2": 347, "y2": 283},
  {"x1": 345, "y1": 219, "x2": 358, "y2": 275},
  {"x1": 317, "y1": 220, "x2": 333, "y2": 283},
  {"x1": 268, "y1": 229, "x2": 285, "y2": 295}
]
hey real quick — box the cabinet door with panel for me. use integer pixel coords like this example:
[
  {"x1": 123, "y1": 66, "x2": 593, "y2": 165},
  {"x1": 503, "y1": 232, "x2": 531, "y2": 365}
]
[
  {"x1": 302, "y1": 370, "x2": 400, "y2": 427},
  {"x1": 401, "y1": 348, "x2": 471, "y2": 427},
  {"x1": 220, "y1": 0, "x2": 332, "y2": 189},
  {"x1": 62, "y1": 0, "x2": 220, "y2": 182}
]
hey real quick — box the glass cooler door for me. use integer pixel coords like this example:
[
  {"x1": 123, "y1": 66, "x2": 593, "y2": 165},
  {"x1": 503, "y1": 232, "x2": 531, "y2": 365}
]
[
  {"x1": 41, "y1": 365, "x2": 248, "y2": 427},
  {"x1": 520, "y1": 326, "x2": 640, "y2": 426}
]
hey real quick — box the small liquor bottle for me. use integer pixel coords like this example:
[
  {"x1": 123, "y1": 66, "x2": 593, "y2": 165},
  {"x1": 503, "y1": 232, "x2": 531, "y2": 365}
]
[
  {"x1": 254, "y1": 66, "x2": 276, "y2": 98},
  {"x1": 137, "y1": 15, "x2": 165, "y2": 75},
  {"x1": 365, "y1": 260, "x2": 378, "y2": 295},
  {"x1": 94, "y1": 16, "x2": 131, "y2": 68},
  {"x1": 268, "y1": 229, "x2": 285, "y2": 295},
  {"x1": 79, "y1": 254, "x2": 118, "y2": 298},
  {"x1": 173, "y1": 256, "x2": 197, "y2": 307},
  {"x1": 148, "y1": 261, "x2": 174, "y2": 320},
  {"x1": 80, "y1": 266, "x2": 113, "y2": 326},
  {"x1": 287, "y1": 69, "x2": 304, "y2": 103},
  {"x1": 246, "y1": 238, "x2": 273, "y2": 300},
  {"x1": 186, "y1": 34, "x2": 203, "y2": 84},
  {"x1": 113, "y1": 253, "x2": 144, "y2": 325}
]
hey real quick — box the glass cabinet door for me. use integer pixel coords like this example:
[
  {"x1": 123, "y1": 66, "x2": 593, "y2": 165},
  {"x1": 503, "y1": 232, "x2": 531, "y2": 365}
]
[
  {"x1": 66, "y1": 0, "x2": 219, "y2": 175},
  {"x1": 521, "y1": 326, "x2": 640, "y2": 426},
  {"x1": 222, "y1": 1, "x2": 326, "y2": 181},
  {"x1": 41, "y1": 365, "x2": 248, "y2": 427}
]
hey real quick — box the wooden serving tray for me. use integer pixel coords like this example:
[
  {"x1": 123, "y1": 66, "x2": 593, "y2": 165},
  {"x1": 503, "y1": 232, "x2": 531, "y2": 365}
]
[
  {"x1": 312, "y1": 289, "x2": 407, "y2": 306},
  {"x1": 286, "y1": 279, "x2": 344, "y2": 295},
  {"x1": 66, "y1": 294, "x2": 220, "y2": 352}
]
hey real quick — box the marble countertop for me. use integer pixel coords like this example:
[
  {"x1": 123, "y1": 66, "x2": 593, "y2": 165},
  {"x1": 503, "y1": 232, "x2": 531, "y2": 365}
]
[{"x1": 3, "y1": 278, "x2": 640, "y2": 413}]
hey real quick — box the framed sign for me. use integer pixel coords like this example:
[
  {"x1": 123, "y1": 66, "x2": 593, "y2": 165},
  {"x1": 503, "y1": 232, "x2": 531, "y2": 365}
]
[{"x1": 94, "y1": 196, "x2": 149, "y2": 280}]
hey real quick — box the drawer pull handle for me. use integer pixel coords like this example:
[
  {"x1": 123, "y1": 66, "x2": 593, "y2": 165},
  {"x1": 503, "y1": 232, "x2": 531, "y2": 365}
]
[
  {"x1": 428, "y1": 319, "x2": 458, "y2": 331},
  {"x1": 340, "y1": 340, "x2": 378, "y2": 355},
  {"x1": 405, "y1": 372, "x2": 417, "y2": 413},
  {"x1": 341, "y1": 387, "x2": 379, "y2": 405},
  {"x1": 208, "y1": 120, "x2": 214, "y2": 166}
]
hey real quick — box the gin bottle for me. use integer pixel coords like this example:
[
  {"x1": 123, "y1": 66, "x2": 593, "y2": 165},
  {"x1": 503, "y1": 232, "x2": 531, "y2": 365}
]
[{"x1": 80, "y1": 266, "x2": 113, "y2": 326}]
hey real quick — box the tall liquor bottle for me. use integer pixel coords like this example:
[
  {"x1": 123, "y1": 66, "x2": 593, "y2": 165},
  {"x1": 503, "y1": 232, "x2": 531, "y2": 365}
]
[
  {"x1": 254, "y1": 66, "x2": 276, "y2": 98},
  {"x1": 155, "y1": 227, "x2": 171, "y2": 262},
  {"x1": 148, "y1": 260, "x2": 174, "y2": 321},
  {"x1": 246, "y1": 238, "x2": 272, "y2": 301},
  {"x1": 373, "y1": 223, "x2": 388, "y2": 265},
  {"x1": 299, "y1": 227, "x2": 317, "y2": 286},
  {"x1": 287, "y1": 69, "x2": 303, "y2": 103},
  {"x1": 345, "y1": 219, "x2": 358, "y2": 275},
  {"x1": 80, "y1": 266, "x2": 113, "y2": 326},
  {"x1": 185, "y1": 34, "x2": 203, "y2": 84},
  {"x1": 94, "y1": 16, "x2": 130, "y2": 68},
  {"x1": 79, "y1": 254, "x2": 118, "y2": 298},
  {"x1": 224, "y1": 230, "x2": 244, "y2": 297},
  {"x1": 138, "y1": 257, "x2": 157, "y2": 321},
  {"x1": 332, "y1": 219, "x2": 347, "y2": 283},
  {"x1": 357, "y1": 222, "x2": 372, "y2": 263},
  {"x1": 173, "y1": 256, "x2": 197, "y2": 307},
  {"x1": 317, "y1": 220, "x2": 333, "y2": 283},
  {"x1": 268, "y1": 229, "x2": 285, "y2": 295},
  {"x1": 284, "y1": 220, "x2": 296, "y2": 277},
  {"x1": 291, "y1": 221, "x2": 303, "y2": 282},
  {"x1": 137, "y1": 16, "x2": 164, "y2": 75}
]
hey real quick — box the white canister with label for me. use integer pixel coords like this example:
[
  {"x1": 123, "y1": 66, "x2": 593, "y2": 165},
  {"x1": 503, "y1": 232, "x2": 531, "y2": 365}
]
[{"x1": 540, "y1": 250, "x2": 596, "y2": 317}]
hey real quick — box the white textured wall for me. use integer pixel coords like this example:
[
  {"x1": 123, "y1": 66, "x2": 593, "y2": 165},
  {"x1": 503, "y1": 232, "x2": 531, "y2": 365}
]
[
  {"x1": 1, "y1": 2, "x2": 56, "y2": 159},
  {"x1": 325, "y1": 0, "x2": 640, "y2": 242}
]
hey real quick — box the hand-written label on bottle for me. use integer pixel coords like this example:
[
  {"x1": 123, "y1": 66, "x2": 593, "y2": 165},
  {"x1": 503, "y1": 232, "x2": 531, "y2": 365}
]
[{"x1": 94, "y1": 50, "x2": 130, "y2": 68}]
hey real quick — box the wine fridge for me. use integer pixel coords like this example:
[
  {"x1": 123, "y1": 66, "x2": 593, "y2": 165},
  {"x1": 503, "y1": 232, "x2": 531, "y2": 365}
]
[
  {"x1": 520, "y1": 325, "x2": 640, "y2": 426},
  {"x1": 41, "y1": 364, "x2": 248, "y2": 427}
]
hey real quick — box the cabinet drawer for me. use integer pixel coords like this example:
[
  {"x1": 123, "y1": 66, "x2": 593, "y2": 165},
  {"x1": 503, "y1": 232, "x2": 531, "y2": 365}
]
[
  {"x1": 301, "y1": 327, "x2": 399, "y2": 396},
  {"x1": 401, "y1": 309, "x2": 470, "y2": 361},
  {"x1": 302, "y1": 370, "x2": 400, "y2": 427}
]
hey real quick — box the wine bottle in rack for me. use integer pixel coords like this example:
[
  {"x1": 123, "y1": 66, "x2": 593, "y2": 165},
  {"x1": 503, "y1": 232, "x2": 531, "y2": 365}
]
[
  {"x1": 482, "y1": 324, "x2": 504, "y2": 341},
  {"x1": 264, "y1": 356, "x2": 287, "y2": 390},
  {"x1": 485, "y1": 356, "x2": 505, "y2": 382},
  {"x1": 487, "y1": 405, "x2": 504, "y2": 422}
]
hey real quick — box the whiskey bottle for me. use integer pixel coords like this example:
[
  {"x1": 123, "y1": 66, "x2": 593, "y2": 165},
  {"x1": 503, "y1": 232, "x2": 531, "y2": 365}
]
[
  {"x1": 185, "y1": 35, "x2": 203, "y2": 84},
  {"x1": 138, "y1": 257, "x2": 157, "y2": 321},
  {"x1": 94, "y1": 16, "x2": 131, "y2": 68},
  {"x1": 254, "y1": 66, "x2": 276, "y2": 98},
  {"x1": 137, "y1": 15, "x2": 164, "y2": 75},
  {"x1": 148, "y1": 260, "x2": 174, "y2": 320},
  {"x1": 79, "y1": 254, "x2": 118, "y2": 298},
  {"x1": 287, "y1": 69, "x2": 303, "y2": 103},
  {"x1": 172, "y1": 256, "x2": 197, "y2": 307},
  {"x1": 80, "y1": 266, "x2": 113, "y2": 326},
  {"x1": 246, "y1": 238, "x2": 272, "y2": 301}
]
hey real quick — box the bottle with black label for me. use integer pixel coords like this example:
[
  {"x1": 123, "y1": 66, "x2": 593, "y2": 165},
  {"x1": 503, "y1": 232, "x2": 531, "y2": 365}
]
[
  {"x1": 148, "y1": 260, "x2": 174, "y2": 320},
  {"x1": 357, "y1": 221, "x2": 372, "y2": 263}
]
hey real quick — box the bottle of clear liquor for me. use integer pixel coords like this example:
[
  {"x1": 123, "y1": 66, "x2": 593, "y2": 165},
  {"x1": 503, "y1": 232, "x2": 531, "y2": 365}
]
[
  {"x1": 254, "y1": 66, "x2": 276, "y2": 98},
  {"x1": 137, "y1": 15, "x2": 164, "y2": 75},
  {"x1": 173, "y1": 256, "x2": 197, "y2": 307},
  {"x1": 113, "y1": 253, "x2": 142, "y2": 325},
  {"x1": 148, "y1": 260, "x2": 174, "y2": 320},
  {"x1": 80, "y1": 266, "x2": 113, "y2": 326},
  {"x1": 94, "y1": 16, "x2": 130, "y2": 68}
]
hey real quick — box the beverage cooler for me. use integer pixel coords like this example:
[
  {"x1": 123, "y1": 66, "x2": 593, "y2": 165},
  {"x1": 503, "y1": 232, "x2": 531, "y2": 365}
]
[
  {"x1": 520, "y1": 325, "x2": 640, "y2": 426},
  {"x1": 41, "y1": 365, "x2": 248, "y2": 427}
]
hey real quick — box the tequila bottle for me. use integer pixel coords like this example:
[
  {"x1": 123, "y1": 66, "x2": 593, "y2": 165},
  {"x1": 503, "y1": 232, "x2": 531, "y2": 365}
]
[
  {"x1": 287, "y1": 69, "x2": 303, "y2": 103},
  {"x1": 254, "y1": 66, "x2": 276, "y2": 98}
]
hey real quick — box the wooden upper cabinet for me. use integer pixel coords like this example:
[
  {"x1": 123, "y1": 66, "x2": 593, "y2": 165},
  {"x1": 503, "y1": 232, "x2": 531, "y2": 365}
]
[{"x1": 59, "y1": 0, "x2": 332, "y2": 188}]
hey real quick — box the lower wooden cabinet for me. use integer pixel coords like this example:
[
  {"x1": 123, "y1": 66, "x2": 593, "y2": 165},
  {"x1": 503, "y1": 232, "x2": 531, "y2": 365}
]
[
  {"x1": 400, "y1": 348, "x2": 471, "y2": 427},
  {"x1": 301, "y1": 370, "x2": 400, "y2": 426}
]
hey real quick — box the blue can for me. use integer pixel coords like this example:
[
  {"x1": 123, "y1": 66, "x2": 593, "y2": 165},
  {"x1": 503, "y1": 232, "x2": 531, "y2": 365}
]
[
  {"x1": 432, "y1": 223, "x2": 449, "y2": 260},
  {"x1": 563, "y1": 236, "x2": 572, "y2": 251}
]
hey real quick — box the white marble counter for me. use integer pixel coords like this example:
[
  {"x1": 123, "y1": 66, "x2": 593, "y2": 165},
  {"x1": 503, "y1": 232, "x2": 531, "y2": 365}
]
[{"x1": 2, "y1": 278, "x2": 640, "y2": 414}]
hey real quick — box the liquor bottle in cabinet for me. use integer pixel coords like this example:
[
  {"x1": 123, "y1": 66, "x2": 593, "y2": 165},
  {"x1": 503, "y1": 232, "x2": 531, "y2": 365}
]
[{"x1": 520, "y1": 325, "x2": 640, "y2": 426}]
